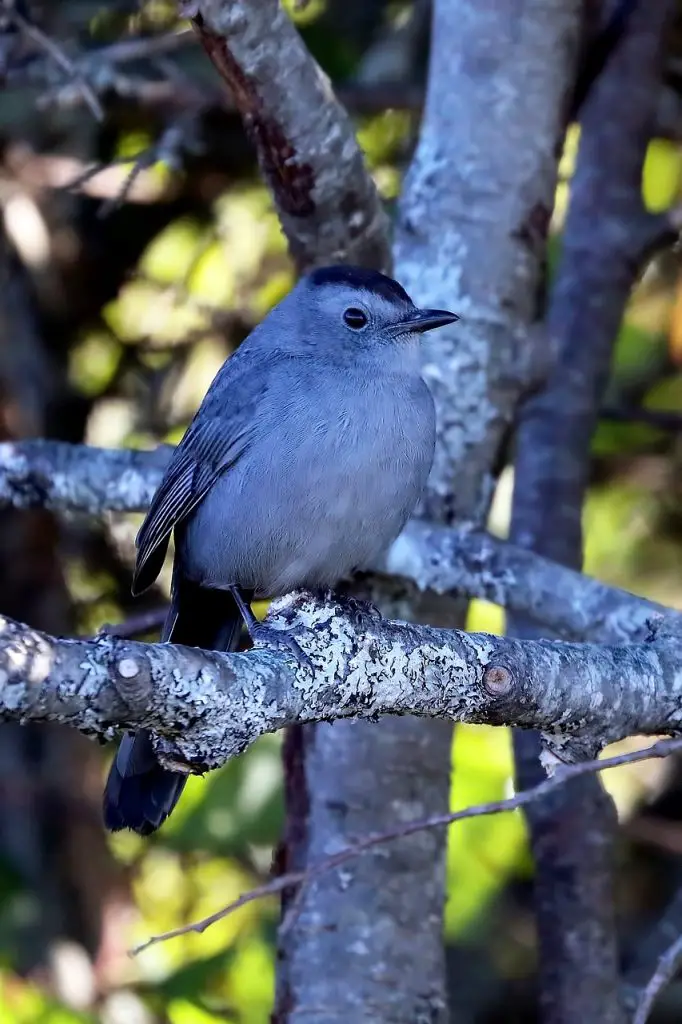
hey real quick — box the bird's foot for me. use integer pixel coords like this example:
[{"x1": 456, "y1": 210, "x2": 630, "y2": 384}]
[
  {"x1": 249, "y1": 621, "x2": 314, "y2": 672},
  {"x1": 226, "y1": 584, "x2": 313, "y2": 670}
]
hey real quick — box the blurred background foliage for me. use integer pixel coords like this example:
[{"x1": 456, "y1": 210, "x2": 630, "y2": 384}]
[{"x1": 1, "y1": 1, "x2": 682, "y2": 1022}]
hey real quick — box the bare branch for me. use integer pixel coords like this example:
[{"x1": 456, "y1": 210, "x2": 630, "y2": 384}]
[
  {"x1": 93, "y1": 116, "x2": 197, "y2": 218},
  {"x1": 4, "y1": 146, "x2": 180, "y2": 206},
  {"x1": 383, "y1": 519, "x2": 675, "y2": 645},
  {"x1": 10, "y1": 7, "x2": 103, "y2": 120},
  {"x1": 1, "y1": 593, "x2": 682, "y2": 769},
  {"x1": 95, "y1": 608, "x2": 167, "y2": 641},
  {"x1": 84, "y1": 30, "x2": 194, "y2": 66},
  {"x1": 130, "y1": 736, "x2": 682, "y2": 956},
  {"x1": 1, "y1": 25, "x2": 420, "y2": 119},
  {"x1": 0, "y1": 440, "x2": 170, "y2": 514},
  {"x1": 632, "y1": 933, "x2": 682, "y2": 1024},
  {"x1": 0, "y1": 438, "x2": 677, "y2": 646},
  {"x1": 187, "y1": 0, "x2": 390, "y2": 271},
  {"x1": 2, "y1": 26, "x2": 198, "y2": 113},
  {"x1": 7, "y1": 21, "x2": 682, "y2": 157},
  {"x1": 624, "y1": 888, "x2": 682, "y2": 1012},
  {"x1": 600, "y1": 404, "x2": 682, "y2": 432},
  {"x1": 514, "y1": 0, "x2": 675, "y2": 565}
]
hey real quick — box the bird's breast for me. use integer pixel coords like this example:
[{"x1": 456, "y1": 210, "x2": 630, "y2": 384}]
[{"x1": 181, "y1": 370, "x2": 435, "y2": 596}]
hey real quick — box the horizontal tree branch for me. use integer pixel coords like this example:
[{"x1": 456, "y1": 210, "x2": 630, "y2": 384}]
[
  {"x1": 0, "y1": 439, "x2": 678, "y2": 645},
  {"x1": 384, "y1": 521, "x2": 675, "y2": 644},
  {"x1": 0, "y1": 440, "x2": 170, "y2": 513},
  {"x1": 1, "y1": 591, "x2": 681, "y2": 766}
]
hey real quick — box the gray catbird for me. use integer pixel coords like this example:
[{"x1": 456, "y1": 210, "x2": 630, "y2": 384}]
[{"x1": 103, "y1": 265, "x2": 458, "y2": 835}]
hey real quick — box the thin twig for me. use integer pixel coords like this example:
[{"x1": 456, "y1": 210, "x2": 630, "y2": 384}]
[
  {"x1": 633, "y1": 932, "x2": 682, "y2": 1024},
  {"x1": 11, "y1": 8, "x2": 103, "y2": 120},
  {"x1": 60, "y1": 122, "x2": 194, "y2": 216},
  {"x1": 5, "y1": 28, "x2": 194, "y2": 86},
  {"x1": 97, "y1": 156, "x2": 155, "y2": 218},
  {"x1": 278, "y1": 875, "x2": 310, "y2": 941},
  {"x1": 96, "y1": 118, "x2": 195, "y2": 218},
  {"x1": 600, "y1": 405, "x2": 682, "y2": 433},
  {"x1": 130, "y1": 735, "x2": 682, "y2": 956},
  {"x1": 95, "y1": 607, "x2": 168, "y2": 641},
  {"x1": 60, "y1": 153, "x2": 159, "y2": 212},
  {"x1": 86, "y1": 29, "x2": 194, "y2": 66},
  {"x1": 61, "y1": 155, "x2": 134, "y2": 194}
]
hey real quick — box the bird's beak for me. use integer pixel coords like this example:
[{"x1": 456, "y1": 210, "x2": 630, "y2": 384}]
[{"x1": 401, "y1": 308, "x2": 460, "y2": 333}]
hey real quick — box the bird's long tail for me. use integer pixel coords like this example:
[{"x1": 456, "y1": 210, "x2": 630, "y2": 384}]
[{"x1": 102, "y1": 577, "x2": 245, "y2": 836}]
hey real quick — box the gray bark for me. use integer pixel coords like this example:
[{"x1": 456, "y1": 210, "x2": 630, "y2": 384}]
[
  {"x1": 190, "y1": 0, "x2": 390, "y2": 273},
  {"x1": 1, "y1": 596, "x2": 682, "y2": 762},
  {"x1": 509, "y1": 3, "x2": 674, "y2": 1021},
  {"x1": 268, "y1": 1, "x2": 585, "y2": 1015},
  {"x1": 0, "y1": 440, "x2": 170, "y2": 513},
  {"x1": 386, "y1": 3, "x2": 582, "y2": 1019},
  {"x1": 394, "y1": 0, "x2": 582, "y2": 526},
  {"x1": 178, "y1": 4, "x2": 420, "y2": 1019},
  {"x1": 382, "y1": 520, "x2": 671, "y2": 644}
]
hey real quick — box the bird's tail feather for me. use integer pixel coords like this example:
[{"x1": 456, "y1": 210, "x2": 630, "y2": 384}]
[{"x1": 103, "y1": 578, "x2": 245, "y2": 836}]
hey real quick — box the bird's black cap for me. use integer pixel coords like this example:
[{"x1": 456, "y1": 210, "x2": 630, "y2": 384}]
[{"x1": 309, "y1": 265, "x2": 412, "y2": 306}]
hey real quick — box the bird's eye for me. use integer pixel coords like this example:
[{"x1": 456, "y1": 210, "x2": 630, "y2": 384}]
[{"x1": 343, "y1": 307, "x2": 368, "y2": 330}]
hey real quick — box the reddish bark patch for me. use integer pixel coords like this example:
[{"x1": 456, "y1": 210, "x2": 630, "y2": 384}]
[
  {"x1": 270, "y1": 725, "x2": 311, "y2": 1022},
  {"x1": 513, "y1": 200, "x2": 551, "y2": 253},
  {"x1": 193, "y1": 15, "x2": 316, "y2": 217}
]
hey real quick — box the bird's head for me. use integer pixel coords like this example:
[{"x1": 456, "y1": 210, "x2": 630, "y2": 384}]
[{"x1": 279, "y1": 265, "x2": 459, "y2": 366}]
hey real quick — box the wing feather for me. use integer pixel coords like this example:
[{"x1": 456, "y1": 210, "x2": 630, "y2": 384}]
[
  {"x1": 131, "y1": 348, "x2": 294, "y2": 596},
  {"x1": 132, "y1": 416, "x2": 250, "y2": 595}
]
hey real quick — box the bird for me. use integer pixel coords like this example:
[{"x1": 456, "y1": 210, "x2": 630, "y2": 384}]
[{"x1": 103, "y1": 264, "x2": 459, "y2": 835}]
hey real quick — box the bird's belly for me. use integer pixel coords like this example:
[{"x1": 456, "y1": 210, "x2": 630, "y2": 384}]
[
  {"x1": 179, "y1": 387, "x2": 433, "y2": 597},
  {"x1": 261, "y1": 466, "x2": 416, "y2": 595}
]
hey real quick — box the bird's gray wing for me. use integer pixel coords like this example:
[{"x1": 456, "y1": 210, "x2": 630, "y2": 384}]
[{"x1": 132, "y1": 359, "x2": 262, "y2": 595}]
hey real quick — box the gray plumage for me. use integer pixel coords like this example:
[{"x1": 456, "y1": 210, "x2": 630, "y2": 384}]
[{"x1": 103, "y1": 265, "x2": 458, "y2": 835}]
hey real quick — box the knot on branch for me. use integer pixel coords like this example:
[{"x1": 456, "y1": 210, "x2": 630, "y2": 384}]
[
  {"x1": 107, "y1": 638, "x2": 152, "y2": 711},
  {"x1": 483, "y1": 664, "x2": 513, "y2": 696}
]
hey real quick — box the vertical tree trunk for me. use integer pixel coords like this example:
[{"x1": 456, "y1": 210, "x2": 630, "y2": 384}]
[
  {"x1": 276, "y1": 2, "x2": 582, "y2": 1020},
  {"x1": 509, "y1": 2, "x2": 673, "y2": 1021}
]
